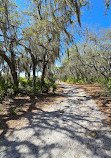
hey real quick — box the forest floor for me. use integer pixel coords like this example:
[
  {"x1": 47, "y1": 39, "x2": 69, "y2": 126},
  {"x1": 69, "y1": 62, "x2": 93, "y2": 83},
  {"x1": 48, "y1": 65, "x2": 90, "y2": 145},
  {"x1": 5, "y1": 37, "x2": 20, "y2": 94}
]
[
  {"x1": 0, "y1": 82, "x2": 111, "y2": 158},
  {"x1": 0, "y1": 87, "x2": 64, "y2": 137}
]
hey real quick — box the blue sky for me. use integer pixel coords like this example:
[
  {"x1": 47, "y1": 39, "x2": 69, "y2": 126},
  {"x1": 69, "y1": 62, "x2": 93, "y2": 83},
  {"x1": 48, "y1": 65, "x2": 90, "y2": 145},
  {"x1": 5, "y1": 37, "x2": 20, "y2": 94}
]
[
  {"x1": 15, "y1": 0, "x2": 111, "y2": 28},
  {"x1": 13, "y1": 0, "x2": 111, "y2": 76},
  {"x1": 56, "y1": 0, "x2": 111, "y2": 66},
  {"x1": 81, "y1": 0, "x2": 111, "y2": 29}
]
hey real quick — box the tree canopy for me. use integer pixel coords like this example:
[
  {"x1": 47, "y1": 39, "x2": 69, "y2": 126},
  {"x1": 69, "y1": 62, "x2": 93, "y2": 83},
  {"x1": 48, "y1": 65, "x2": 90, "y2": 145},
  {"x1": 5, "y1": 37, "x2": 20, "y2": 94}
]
[{"x1": 0, "y1": 0, "x2": 111, "y2": 97}]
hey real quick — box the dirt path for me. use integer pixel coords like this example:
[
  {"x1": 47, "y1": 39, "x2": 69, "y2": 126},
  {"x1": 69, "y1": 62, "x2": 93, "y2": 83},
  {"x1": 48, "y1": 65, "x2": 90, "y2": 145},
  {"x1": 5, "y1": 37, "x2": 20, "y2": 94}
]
[
  {"x1": 0, "y1": 83, "x2": 111, "y2": 158},
  {"x1": 74, "y1": 82, "x2": 111, "y2": 125}
]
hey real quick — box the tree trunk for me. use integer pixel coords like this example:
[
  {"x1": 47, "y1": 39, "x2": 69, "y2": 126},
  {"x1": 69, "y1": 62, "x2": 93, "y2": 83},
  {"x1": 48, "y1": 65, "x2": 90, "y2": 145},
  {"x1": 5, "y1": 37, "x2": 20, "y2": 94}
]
[
  {"x1": 29, "y1": 51, "x2": 37, "y2": 88},
  {"x1": 93, "y1": 65, "x2": 109, "y2": 81},
  {"x1": 41, "y1": 63, "x2": 47, "y2": 86},
  {"x1": 0, "y1": 49, "x2": 18, "y2": 91},
  {"x1": 33, "y1": 64, "x2": 36, "y2": 88},
  {"x1": 41, "y1": 53, "x2": 47, "y2": 86},
  {"x1": 28, "y1": 72, "x2": 30, "y2": 80},
  {"x1": 11, "y1": 68, "x2": 18, "y2": 89},
  {"x1": 10, "y1": 41, "x2": 18, "y2": 92}
]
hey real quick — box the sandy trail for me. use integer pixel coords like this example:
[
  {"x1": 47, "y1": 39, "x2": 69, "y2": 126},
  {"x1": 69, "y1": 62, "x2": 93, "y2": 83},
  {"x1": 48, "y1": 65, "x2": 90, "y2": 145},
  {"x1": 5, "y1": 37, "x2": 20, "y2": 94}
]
[{"x1": 0, "y1": 83, "x2": 111, "y2": 158}]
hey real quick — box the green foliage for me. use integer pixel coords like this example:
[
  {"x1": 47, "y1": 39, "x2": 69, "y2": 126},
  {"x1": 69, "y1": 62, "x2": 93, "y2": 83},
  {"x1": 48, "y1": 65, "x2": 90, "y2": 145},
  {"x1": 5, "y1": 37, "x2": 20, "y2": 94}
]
[
  {"x1": 56, "y1": 27, "x2": 111, "y2": 92},
  {"x1": 0, "y1": 0, "x2": 110, "y2": 101},
  {"x1": 40, "y1": 78, "x2": 57, "y2": 93},
  {"x1": 0, "y1": 106, "x2": 3, "y2": 112},
  {"x1": 35, "y1": 79, "x2": 41, "y2": 92},
  {"x1": 66, "y1": 77, "x2": 74, "y2": 83},
  {"x1": 77, "y1": 80, "x2": 85, "y2": 83},
  {"x1": 0, "y1": 80, "x2": 5, "y2": 92},
  {"x1": 19, "y1": 77, "x2": 33, "y2": 92},
  {"x1": 89, "y1": 77, "x2": 97, "y2": 83},
  {"x1": 0, "y1": 80, "x2": 6, "y2": 102},
  {"x1": 52, "y1": 84, "x2": 57, "y2": 93},
  {"x1": 18, "y1": 77, "x2": 57, "y2": 95},
  {"x1": 9, "y1": 108, "x2": 19, "y2": 116},
  {"x1": 66, "y1": 77, "x2": 87, "y2": 84},
  {"x1": 107, "y1": 78, "x2": 111, "y2": 92},
  {"x1": 19, "y1": 77, "x2": 32, "y2": 88},
  {"x1": 0, "y1": 79, "x2": 14, "y2": 102},
  {"x1": 0, "y1": 91, "x2": 5, "y2": 103},
  {"x1": 16, "y1": 93, "x2": 22, "y2": 97},
  {"x1": 7, "y1": 88, "x2": 14, "y2": 95},
  {"x1": 41, "y1": 82, "x2": 50, "y2": 93}
]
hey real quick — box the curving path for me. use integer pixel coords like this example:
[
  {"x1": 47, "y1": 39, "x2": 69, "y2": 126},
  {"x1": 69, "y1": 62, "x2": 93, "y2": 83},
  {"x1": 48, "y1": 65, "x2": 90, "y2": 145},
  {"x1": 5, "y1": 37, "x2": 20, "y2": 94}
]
[{"x1": 0, "y1": 83, "x2": 111, "y2": 158}]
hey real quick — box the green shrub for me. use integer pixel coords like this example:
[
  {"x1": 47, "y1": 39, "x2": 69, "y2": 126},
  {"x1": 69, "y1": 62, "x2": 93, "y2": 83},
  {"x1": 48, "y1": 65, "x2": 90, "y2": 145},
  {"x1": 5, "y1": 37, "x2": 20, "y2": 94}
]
[
  {"x1": 77, "y1": 80, "x2": 84, "y2": 83},
  {"x1": 35, "y1": 77, "x2": 57, "y2": 93},
  {"x1": 16, "y1": 93, "x2": 22, "y2": 97},
  {"x1": 52, "y1": 84, "x2": 57, "y2": 93},
  {"x1": 9, "y1": 108, "x2": 18, "y2": 116},
  {"x1": 19, "y1": 77, "x2": 28, "y2": 88},
  {"x1": 7, "y1": 88, "x2": 14, "y2": 96},
  {"x1": 66, "y1": 77, "x2": 74, "y2": 83},
  {"x1": 0, "y1": 80, "x2": 6, "y2": 92},
  {"x1": 44, "y1": 77, "x2": 57, "y2": 93},
  {"x1": 35, "y1": 79, "x2": 41, "y2": 91},
  {"x1": 41, "y1": 82, "x2": 50, "y2": 93},
  {"x1": 27, "y1": 80, "x2": 33, "y2": 87},
  {"x1": 0, "y1": 106, "x2": 3, "y2": 112},
  {"x1": 107, "y1": 78, "x2": 111, "y2": 92},
  {"x1": 0, "y1": 90, "x2": 5, "y2": 102},
  {"x1": 18, "y1": 78, "x2": 33, "y2": 93}
]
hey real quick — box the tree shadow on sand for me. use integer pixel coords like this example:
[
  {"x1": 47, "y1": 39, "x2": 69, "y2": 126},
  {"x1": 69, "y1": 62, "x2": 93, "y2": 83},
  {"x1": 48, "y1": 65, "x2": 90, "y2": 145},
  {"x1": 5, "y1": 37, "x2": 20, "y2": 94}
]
[
  {"x1": 0, "y1": 84, "x2": 111, "y2": 158},
  {"x1": 0, "y1": 105, "x2": 111, "y2": 157}
]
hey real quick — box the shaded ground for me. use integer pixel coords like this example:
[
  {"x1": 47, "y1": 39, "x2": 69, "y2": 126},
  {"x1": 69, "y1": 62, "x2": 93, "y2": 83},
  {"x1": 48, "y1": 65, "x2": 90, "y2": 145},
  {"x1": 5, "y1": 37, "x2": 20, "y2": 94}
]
[
  {"x1": 0, "y1": 85, "x2": 64, "y2": 137},
  {"x1": 0, "y1": 82, "x2": 111, "y2": 158},
  {"x1": 74, "y1": 83, "x2": 111, "y2": 125}
]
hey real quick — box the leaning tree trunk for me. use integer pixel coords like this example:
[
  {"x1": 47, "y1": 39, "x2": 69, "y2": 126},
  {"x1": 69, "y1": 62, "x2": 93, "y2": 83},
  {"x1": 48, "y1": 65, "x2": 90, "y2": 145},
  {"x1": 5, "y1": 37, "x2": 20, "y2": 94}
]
[
  {"x1": 10, "y1": 41, "x2": 18, "y2": 92},
  {"x1": 0, "y1": 49, "x2": 18, "y2": 92}
]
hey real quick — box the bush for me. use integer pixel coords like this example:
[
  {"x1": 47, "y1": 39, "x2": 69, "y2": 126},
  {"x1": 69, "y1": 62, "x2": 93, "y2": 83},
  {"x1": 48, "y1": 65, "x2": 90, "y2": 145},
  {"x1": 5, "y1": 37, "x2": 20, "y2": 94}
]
[
  {"x1": 0, "y1": 76, "x2": 57, "y2": 98},
  {"x1": 0, "y1": 78, "x2": 15, "y2": 101},
  {"x1": 41, "y1": 82, "x2": 50, "y2": 93},
  {"x1": 66, "y1": 77, "x2": 74, "y2": 83},
  {"x1": 0, "y1": 80, "x2": 6, "y2": 92},
  {"x1": 107, "y1": 78, "x2": 111, "y2": 92},
  {"x1": 52, "y1": 84, "x2": 57, "y2": 93},
  {"x1": 35, "y1": 76, "x2": 57, "y2": 93},
  {"x1": 18, "y1": 77, "x2": 33, "y2": 94},
  {"x1": 0, "y1": 80, "x2": 8, "y2": 100},
  {"x1": 19, "y1": 77, "x2": 29, "y2": 88},
  {"x1": 66, "y1": 77, "x2": 85, "y2": 84},
  {"x1": 9, "y1": 108, "x2": 19, "y2": 116},
  {"x1": 35, "y1": 79, "x2": 41, "y2": 91},
  {"x1": 44, "y1": 76, "x2": 57, "y2": 93},
  {"x1": 77, "y1": 80, "x2": 84, "y2": 83}
]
